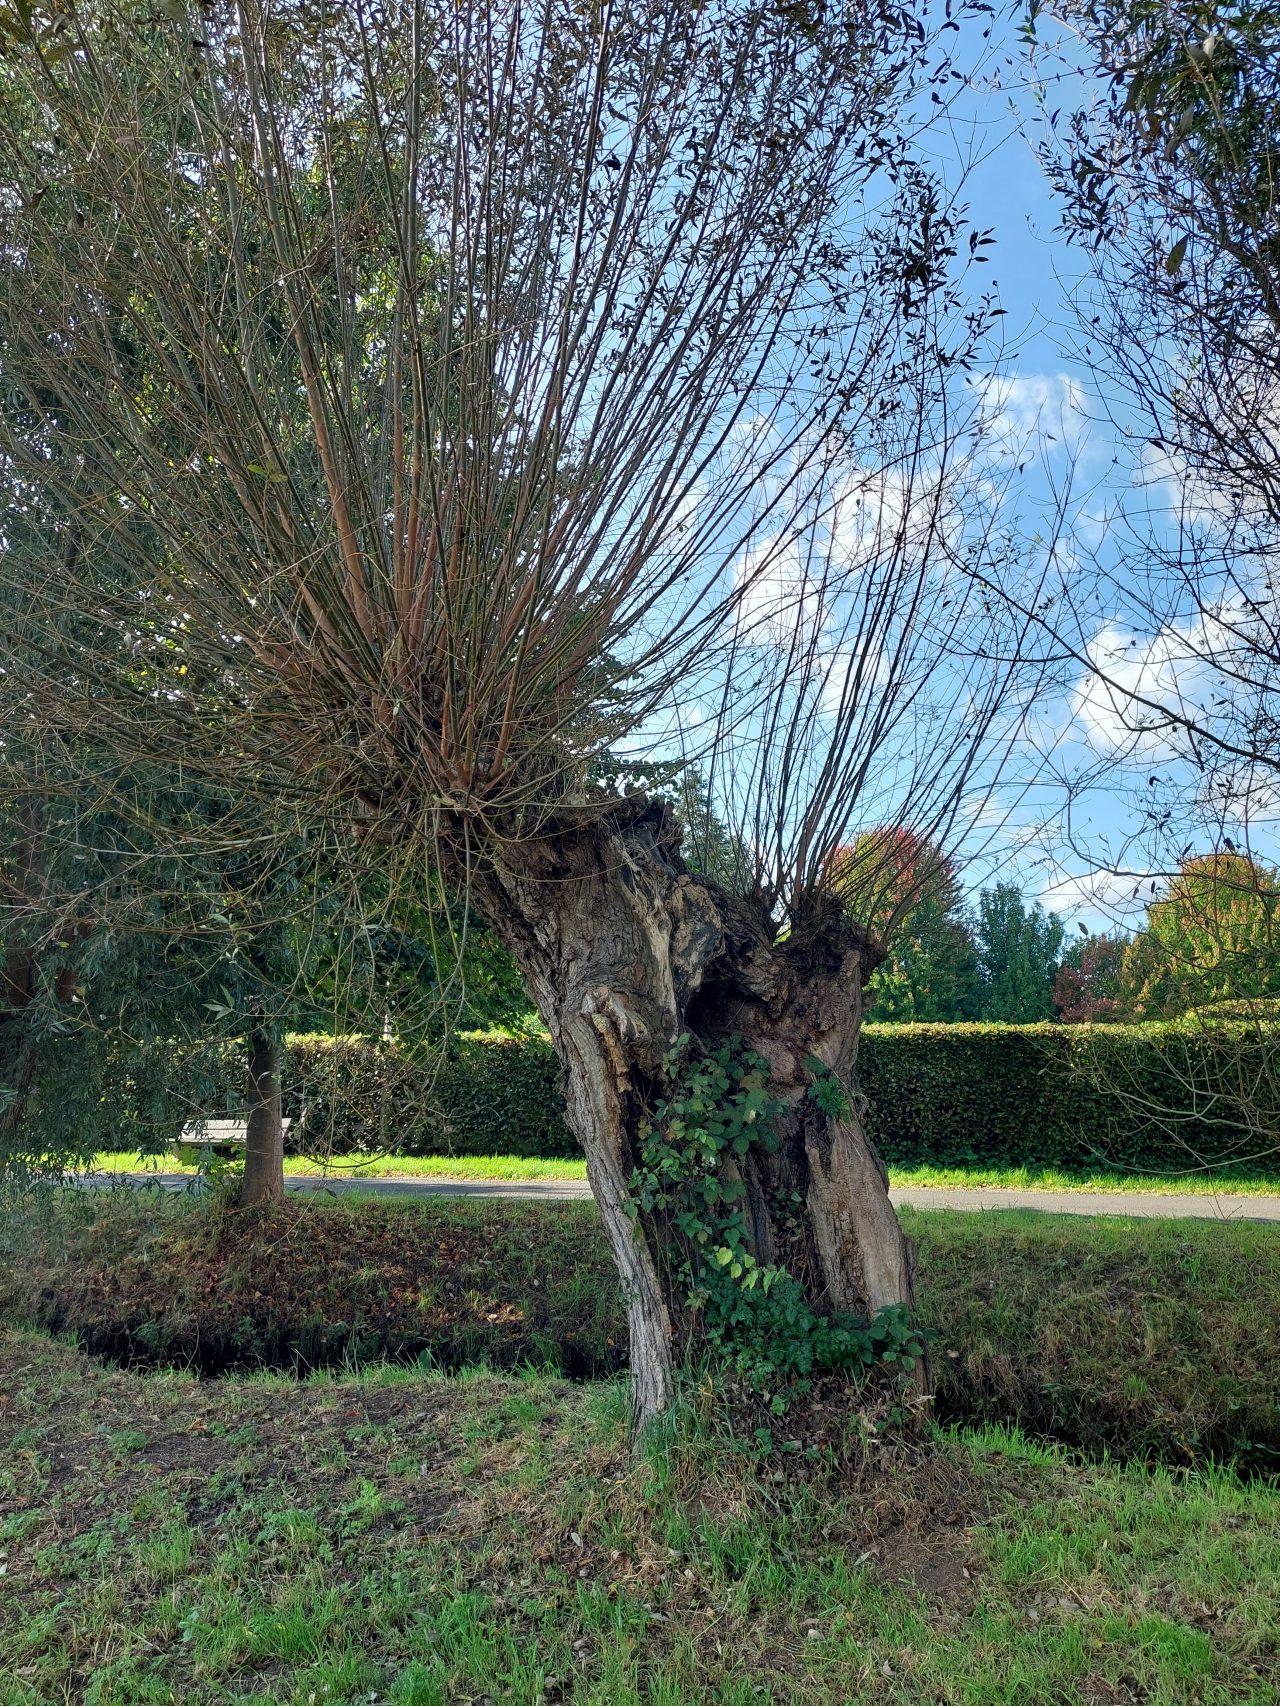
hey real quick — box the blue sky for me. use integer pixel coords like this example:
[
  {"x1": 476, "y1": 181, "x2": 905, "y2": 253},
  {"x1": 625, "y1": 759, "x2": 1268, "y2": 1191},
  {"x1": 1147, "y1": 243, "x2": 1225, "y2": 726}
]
[
  {"x1": 604, "y1": 6, "x2": 1274, "y2": 935},
  {"x1": 909, "y1": 10, "x2": 1280, "y2": 935}
]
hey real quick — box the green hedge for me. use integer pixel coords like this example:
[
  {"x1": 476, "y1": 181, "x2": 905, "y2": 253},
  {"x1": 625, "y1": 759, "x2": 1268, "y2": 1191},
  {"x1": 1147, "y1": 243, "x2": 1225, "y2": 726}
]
[
  {"x1": 209, "y1": 1020, "x2": 1278, "y2": 1176},
  {"x1": 858, "y1": 1021, "x2": 1279, "y2": 1174},
  {"x1": 282, "y1": 1031, "x2": 577, "y2": 1160}
]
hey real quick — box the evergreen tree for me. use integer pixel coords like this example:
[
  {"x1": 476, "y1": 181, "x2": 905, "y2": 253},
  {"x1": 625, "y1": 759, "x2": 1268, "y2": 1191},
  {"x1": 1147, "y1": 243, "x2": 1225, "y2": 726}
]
[
  {"x1": 974, "y1": 883, "x2": 1065, "y2": 1022},
  {"x1": 0, "y1": 756, "x2": 530, "y2": 1187},
  {"x1": 667, "y1": 770, "x2": 754, "y2": 896}
]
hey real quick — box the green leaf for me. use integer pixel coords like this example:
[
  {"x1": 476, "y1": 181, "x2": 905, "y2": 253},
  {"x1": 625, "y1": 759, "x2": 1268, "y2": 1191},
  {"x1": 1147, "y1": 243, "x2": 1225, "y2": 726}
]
[{"x1": 1165, "y1": 235, "x2": 1189, "y2": 275}]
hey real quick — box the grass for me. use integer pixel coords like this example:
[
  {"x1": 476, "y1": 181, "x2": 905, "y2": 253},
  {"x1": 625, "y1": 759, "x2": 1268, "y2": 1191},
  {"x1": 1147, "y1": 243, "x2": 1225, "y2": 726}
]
[
  {"x1": 891, "y1": 1162, "x2": 1280, "y2": 1199},
  {"x1": 83, "y1": 1148, "x2": 1280, "y2": 1196},
  {"x1": 89, "y1": 1149, "x2": 591, "y2": 1182},
  {"x1": 0, "y1": 1326, "x2": 1277, "y2": 1705},
  {"x1": 2, "y1": 1188, "x2": 1277, "y2": 1468}
]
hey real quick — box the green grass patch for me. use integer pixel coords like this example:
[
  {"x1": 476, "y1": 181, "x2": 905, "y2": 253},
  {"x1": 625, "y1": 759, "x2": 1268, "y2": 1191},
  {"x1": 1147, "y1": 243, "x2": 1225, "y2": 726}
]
[
  {"x1": 89, "y1": 1149, "x2": 591, "y2": 1182},
  {"x1": 84, "y1": 1149, "x2": 1280, "y2": 1196},
  {"x1": 892, "y1": 1162, "x2": 1280, "y2": 1198},
  {"x1": 0, "y1": 1329, "x2": 1277, "y2": 1704},
  {"x1": 1, "y1": 1188, "x2": 1277, "y2": 1470}
]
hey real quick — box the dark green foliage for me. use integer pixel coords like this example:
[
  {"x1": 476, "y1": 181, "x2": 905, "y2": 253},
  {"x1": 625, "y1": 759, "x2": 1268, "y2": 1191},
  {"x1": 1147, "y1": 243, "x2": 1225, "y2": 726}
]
[
  {"x1": 283, "y1": 1029, "x2": 568, "y2": 1161},
  {"x1": 0, "y1": 762, "x2": 534, "y2": 1174},
  {"x1": 0, "y1": 772, "x2": 327, "y2": 1172},
  {"x1": 235, "y1": 1020, "x2": 1280, "y2": 1177},
  {"x1": 974, "y1": 883, "x2": 1065, "y2": 1022},
  {"x1": 628, "y1": 1036, "x2": 925, "y2": 1394},
  {"x1": 859, "y1": 1020, "x2": 1279, "y2": 1174},
  {"x1": 867, "y1": 906, "x2": 980, "y2": 1023},
  {"x1": 664, "y1": 770, "x2": 754, "y2": 896}
]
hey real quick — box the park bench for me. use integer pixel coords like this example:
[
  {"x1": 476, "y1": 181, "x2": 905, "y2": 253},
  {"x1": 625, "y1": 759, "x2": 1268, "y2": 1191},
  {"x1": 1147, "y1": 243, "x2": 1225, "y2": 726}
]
[{"x1": 173, "y1": 1118, "x2": 292, "y2": 1156}]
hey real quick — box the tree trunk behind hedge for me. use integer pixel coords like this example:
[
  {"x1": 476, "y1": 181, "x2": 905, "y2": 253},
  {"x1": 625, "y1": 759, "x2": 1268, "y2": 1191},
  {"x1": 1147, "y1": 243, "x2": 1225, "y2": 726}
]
[
  {"x1": 475, "y1": 799, "x2": 920, "y2": 1435},
  {"x1": 241, "y1": 1026, "x2": 284, "y2": 1207}
]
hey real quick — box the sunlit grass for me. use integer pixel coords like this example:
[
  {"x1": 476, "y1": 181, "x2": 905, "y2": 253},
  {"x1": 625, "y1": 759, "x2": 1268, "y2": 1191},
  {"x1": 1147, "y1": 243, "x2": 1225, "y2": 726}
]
[
  {"x1": 84, "y1": 1148, "x2": 1280, "y2": 1197},
  {"x1": 88, "y1": 1149, "x2": 590, "y2": 1182},
  {"x1": 1, "y1": 1327, "x2": 1277, "y2": 1706},
  {"x1": 889, "y1": 1160, "x2": 1280, "y2": 1198}
]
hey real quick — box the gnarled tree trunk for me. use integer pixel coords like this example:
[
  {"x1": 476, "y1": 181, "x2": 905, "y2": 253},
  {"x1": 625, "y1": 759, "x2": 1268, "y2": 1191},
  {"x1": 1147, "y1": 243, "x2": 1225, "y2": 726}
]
[{"x1": 472, "y1": 798, "x2": 920, "y2": 1436}]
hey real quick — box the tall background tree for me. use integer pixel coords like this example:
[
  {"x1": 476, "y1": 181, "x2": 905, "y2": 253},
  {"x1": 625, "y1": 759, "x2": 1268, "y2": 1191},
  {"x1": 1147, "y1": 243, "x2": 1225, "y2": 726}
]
[
  {"x1": 1053, "y1": 932, "x2": 1127, "y2": 1022},
  {"x1": 974, "y1": 883, "x2": 1064, "y2": 1022},
  {"x1": 1, "y1": 753, "x2": 367, "y2": 1199},
  {"x1": 829, "y1": 828, "x2": 980, "y2": 1021},
  {"x1": 1117, "y1": 852, "x2": 1280, "y2": 1018},
  {"x1": 0, "y1": 0, "x2": 1044, "y2": 1429}
]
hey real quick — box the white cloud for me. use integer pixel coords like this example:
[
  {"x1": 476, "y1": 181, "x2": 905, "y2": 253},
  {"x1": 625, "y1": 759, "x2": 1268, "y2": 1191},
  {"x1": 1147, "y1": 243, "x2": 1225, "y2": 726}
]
[
  {"x1": 660, "y1": 475, "x2": 705, "y2": 546},
  {"x1": 826, "y1": 459, "x2": 964, "y2": 579},
  {"x1": 1040, "y1": 866, "x2": 1155, "y2": 928},
  {"x1": 813, "y1": 638, "x2": 890, "y2": 720},
  {"x1": 1138, "y1": 442, "x2": 1236, "y2": 531},
  {"x1": 733, "y1": 536, "x2": 826, "y2": 648},
  {"x1": 968, "y1": 371, "x2": 1087, "y2": 463},
  {"x1": 1071, "y1": 620, "x2": 1218, "y2": 760}
]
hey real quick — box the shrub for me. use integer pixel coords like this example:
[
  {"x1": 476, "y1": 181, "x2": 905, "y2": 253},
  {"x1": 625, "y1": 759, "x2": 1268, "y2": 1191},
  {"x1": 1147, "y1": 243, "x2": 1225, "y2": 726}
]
[
  {"x1": 279, "y1": 1020, "x2": 1278, "y2": 1176},
  {"x1": 858, "y1": 1020, "x2": 1279, "y2": 1175},
  {"x1": 121, "y1": 1018, "x2": 1280, "y2": 1176},
  {"x1": 283, "y1": 1030, "x2": 577, "y2": 1160}
]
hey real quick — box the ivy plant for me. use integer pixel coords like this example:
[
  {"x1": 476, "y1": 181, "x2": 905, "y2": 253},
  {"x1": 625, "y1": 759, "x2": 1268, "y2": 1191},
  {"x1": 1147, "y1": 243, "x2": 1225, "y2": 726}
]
[{"x1": 628, "y1": 1035, "x2": 926, "y2": 1400}]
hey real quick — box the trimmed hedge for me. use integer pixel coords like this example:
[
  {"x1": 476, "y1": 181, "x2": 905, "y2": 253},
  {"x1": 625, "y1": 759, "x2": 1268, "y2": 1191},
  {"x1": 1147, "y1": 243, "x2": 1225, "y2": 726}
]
[
  {"x1": 283, "y1": 1031, "x2": 575, "y2": 1160},
  {"x1": 259, "y1": 1019, "x2": 1280, "y2": 1176},
  {"x1": 859, "y1": 1020, "x2": 1280, "y2": 1174}
]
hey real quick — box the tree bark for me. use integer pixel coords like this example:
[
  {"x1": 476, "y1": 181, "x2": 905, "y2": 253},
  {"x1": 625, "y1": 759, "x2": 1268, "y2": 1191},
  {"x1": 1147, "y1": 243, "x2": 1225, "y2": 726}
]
[
  {"x1": 241, "y1": 1025, "x2": 285, "y2": 1207},
  {"x1": 471, "y1": 796, "x2": 922, "y2": 1437}
]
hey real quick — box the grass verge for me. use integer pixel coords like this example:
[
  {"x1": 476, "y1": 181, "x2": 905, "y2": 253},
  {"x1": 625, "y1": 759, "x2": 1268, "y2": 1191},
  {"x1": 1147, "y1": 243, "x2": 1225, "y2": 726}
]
[
  {"x1": 1, "y1": 1189, "x2": 1277, "y2": 1470},
  {"x1": 84, "y1": 1149, "x2": 1280, "y2": 1196},
  {"x1": 1, "y1": 1328, "x2": 1277, "y2": 1705},
  {"x1": 892, "y1": 1162, "x2": 1280, "y2": 1199},
  {"x1": 89, "y1": 1150, "x2": 591, "y2": 1182}
]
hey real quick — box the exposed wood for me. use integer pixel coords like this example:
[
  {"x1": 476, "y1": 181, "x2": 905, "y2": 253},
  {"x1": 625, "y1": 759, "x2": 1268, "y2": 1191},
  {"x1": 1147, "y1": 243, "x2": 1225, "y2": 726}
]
[{"x1": 470, "y1": 796, "x2": 923, "y2": 1434}]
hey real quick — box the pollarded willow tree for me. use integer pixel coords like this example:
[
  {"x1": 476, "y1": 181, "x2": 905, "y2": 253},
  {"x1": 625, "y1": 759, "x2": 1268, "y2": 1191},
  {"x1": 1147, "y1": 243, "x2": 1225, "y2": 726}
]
[{"x1": 0, "y1": 0, "x2": 1043, "y2": 1427}]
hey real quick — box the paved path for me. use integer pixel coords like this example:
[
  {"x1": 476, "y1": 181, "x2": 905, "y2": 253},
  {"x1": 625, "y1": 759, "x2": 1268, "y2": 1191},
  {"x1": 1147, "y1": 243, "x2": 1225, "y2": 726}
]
[{"x1": 84, "y1": 1171, "x2": 1280, "y2": 1222}]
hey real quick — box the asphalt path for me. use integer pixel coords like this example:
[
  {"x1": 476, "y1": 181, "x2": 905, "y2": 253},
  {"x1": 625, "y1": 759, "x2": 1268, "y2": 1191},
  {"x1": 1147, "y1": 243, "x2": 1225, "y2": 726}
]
[{"x1": 80, "y1": 1170, "x2": 1280, "y2": 1222}]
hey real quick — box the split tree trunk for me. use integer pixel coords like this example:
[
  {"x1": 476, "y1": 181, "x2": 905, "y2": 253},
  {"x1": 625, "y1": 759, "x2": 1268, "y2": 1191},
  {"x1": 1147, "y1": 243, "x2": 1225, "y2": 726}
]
[
  {"x1": 241, "y1": 1025, "x2": 285, "y2": 1207},
  {"x1": 473, "y1": 797, "x2": 921, "y2": 1436}
]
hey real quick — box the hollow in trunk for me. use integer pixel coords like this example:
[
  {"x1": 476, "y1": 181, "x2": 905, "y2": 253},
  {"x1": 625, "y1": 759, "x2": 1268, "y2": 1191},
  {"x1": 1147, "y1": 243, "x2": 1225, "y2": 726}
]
[{"x1": 473, "y1": 798, "x2": 923, "y2": 1436}]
